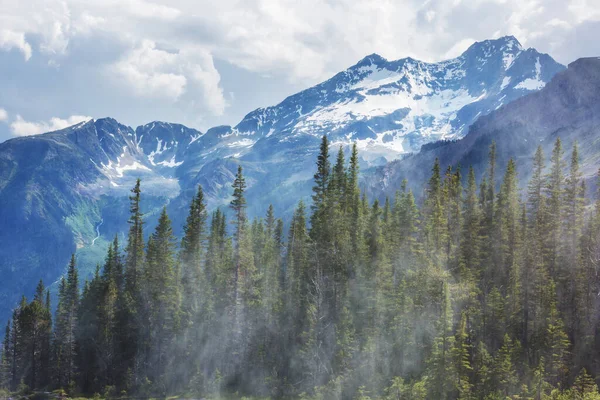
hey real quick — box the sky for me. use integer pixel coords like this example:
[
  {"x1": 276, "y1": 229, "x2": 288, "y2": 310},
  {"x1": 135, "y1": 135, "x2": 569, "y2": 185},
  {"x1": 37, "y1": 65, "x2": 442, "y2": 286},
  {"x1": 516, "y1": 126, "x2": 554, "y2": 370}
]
[{"x1": 0, "y1": 0, "x2": 599, "y2": 142}]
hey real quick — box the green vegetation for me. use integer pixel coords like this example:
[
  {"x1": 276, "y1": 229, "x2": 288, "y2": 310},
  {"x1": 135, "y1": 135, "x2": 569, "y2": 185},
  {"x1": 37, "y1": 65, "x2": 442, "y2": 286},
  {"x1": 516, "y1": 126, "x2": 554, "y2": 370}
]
[{"x1": 2, "y1": 137, "x2": 600, "y2": 399}]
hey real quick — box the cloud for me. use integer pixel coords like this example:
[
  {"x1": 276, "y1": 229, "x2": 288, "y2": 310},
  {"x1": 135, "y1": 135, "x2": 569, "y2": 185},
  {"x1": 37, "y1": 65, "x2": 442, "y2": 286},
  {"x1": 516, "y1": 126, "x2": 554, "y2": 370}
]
[
  {"x1": 110, "y1": 40, "x2": 226, "y2": 115},
  {"x1": 10, "y1": 115, "x2": 92, "y2": 137},
  {"x1": 111, "y1": 40, "x2": 188, "y2": 101},
  {"x1": 0, "y1": 30, "x2": 32, "y2": 60},
  {"x1": 2, "y1": 0, "x2": 600, "y2": 78},
  {"x1": 0, "y1": 108, "x2": 7, "y2": 122},
  {"x1": 121, "y1": 0, "x2": 181, "y2": 20},
  {"x1": 0, "y1": 0, "x2": 599, "y2": 140}
]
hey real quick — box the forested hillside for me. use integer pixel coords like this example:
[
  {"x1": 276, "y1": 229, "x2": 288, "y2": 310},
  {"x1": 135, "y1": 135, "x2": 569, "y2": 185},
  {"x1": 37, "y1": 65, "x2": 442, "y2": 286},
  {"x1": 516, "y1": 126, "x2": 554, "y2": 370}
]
[{"x1": 2, "y1": 135, "x2": 600, "y2": 400}]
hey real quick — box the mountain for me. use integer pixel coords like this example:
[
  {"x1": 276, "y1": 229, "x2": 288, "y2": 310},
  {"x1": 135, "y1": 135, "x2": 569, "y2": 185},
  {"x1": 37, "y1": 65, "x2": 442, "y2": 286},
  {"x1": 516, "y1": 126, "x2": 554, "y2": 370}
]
[
  {"x1": 207, "y1": 36, "x2": 563, "y2": 161},
  {"x1": 0, "y1": 36, "x2": 565, "y2": 322},
  {"x1": 368, "y1": 57, "x2": 600, "y2": 202}
]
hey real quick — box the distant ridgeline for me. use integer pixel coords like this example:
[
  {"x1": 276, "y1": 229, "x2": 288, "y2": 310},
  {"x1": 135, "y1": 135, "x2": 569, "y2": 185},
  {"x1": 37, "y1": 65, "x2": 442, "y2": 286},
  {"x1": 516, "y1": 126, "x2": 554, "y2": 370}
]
[{"x1": 2, "y1": 135, "x2": 600, "y2": 400}]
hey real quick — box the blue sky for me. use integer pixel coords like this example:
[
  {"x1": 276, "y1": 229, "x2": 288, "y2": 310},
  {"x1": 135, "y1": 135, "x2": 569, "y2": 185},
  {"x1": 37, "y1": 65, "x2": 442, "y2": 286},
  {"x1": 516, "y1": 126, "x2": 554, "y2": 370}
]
[{"x1": 1, "y1": 0, "x2": 599, "y2": 142}]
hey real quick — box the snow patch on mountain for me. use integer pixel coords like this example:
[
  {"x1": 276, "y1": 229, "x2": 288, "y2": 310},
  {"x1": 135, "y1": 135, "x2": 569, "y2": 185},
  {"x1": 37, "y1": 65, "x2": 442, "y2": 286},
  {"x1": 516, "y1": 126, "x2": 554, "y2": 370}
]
[
  {"x1": 515, "y1": 58, "x2": 545, "y2": 90},
  {"x1": 157, "y1": 156, "x2": 184, "y2": 168},
  {"x1": 100, "y1": 146, "x2": 151, "y2": 178}
]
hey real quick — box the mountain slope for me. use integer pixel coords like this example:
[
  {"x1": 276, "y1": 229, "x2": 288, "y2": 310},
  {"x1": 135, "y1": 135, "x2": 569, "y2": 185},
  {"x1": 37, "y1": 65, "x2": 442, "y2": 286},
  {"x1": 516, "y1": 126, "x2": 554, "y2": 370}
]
[
  {"x1": 0, "y1": 36, "x2": 565, "y2": 323},
  {"x1": 217, "y1": 36, "x2": 563, "y2": 161},
  {"x1": 368, "y1": 57, "x2": 600, "y2": 202}
]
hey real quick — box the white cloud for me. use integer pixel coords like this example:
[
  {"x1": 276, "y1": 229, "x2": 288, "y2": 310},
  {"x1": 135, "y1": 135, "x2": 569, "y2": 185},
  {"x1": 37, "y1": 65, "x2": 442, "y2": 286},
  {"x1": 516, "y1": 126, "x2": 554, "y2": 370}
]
[
  {"x1": 109, "y1": 40, "x2": 226, "y2": 115},
  {"x1": 0, "y1": 0, "x2": 599, "y2": 140},
  {"x1": 121, "y1": 0, "x2": 181, "y2": 20},
  {"x1": 0, "y1": 30, "x2": 32, "y2": 60},
  {"x1": 0, "y1": 108, "x2": 7, "y2": 121},
  {"x1": 2, "y1": 0, "x2": 600, "y2": 77},
  {"x1": 111, "y1": 40, "x2": 188, "y2": 100},
  {"x1": 73, "y1": 12, "x2": 105, "y2": 35},
  {"x1": 10, "y1": 115, "x2": 92, "y2": 137}
]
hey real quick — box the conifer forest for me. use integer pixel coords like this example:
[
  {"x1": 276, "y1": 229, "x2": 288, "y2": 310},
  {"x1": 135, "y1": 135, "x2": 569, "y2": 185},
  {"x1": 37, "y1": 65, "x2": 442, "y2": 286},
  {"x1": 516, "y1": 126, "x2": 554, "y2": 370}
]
[{"x1": 4, "y1": 135, "x2": 600, "y2": 400}]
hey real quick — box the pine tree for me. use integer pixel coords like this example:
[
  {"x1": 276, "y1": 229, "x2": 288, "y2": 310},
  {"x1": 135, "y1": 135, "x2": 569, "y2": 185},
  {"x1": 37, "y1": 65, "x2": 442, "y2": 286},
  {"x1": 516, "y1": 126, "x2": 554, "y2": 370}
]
[
  {"x1": 144, "y1": 207, "x2": 179, "y2": 386},
  {"x1": 231, "y1": 164, "x2": 248, "y2": 306},
  {"x1": 97, "y1": 241, "x2": 120, "y2": 389},
  {"x1": 118, "y1": 178, "x2": 145, "y2": 391},
  {"x1": 573, "y1": 368, "x2": 598, "y2": 396},
  {"x1": 21, "y1": 280, "x2": 52, "y2": 390},
  {"x1": 454, "y1": 312, "x2": 474, "y2": 399},
  {"x1": 562, "y1": 143, "x2": 586, "y2": 336},
  {"x1": 424, "y1": 158, "x2": 448, "y2": 263},
  {"x1": 180, "y1": 185, "x2": 209, "y2": 327},
  {"x1": 54, "y1": 255, "x2": 79, "y2": 390},
  {"x1": 261, "y1": 204, "x2": 282, "y2": 319},
  {"x1": 77, "y1": 266, "x2": 104, "y2": 393},
  {"x1": 493, "y1": 334, "x2": 518, "y2": 396},
  {"x1": 443, "y1": 165, "x2": 462, "y2": 272},
  {"x1": 206, "y1": 208, "x2": 232, "y2": 311},
  {"x1": 486, "y1": 141, "x2": 497, "y2": 223},
  {"x1": 347, "y1": 142, "x2": 363, "y2": 269},
  {"x1": 310, "y1": 135, "x2": 331, "y2": 242},
  {"x1": 287, "y1": 201, "x2": 310, "y2": 335},
  {"x1": 428, "y1": 281, "x2": 456, "y2": 399},
  {"x1": 495, "y1": 159, "x2": 520, "y2": 296},
  {"x1": 523, "y1": 145, "x2": 548, "y2": 356},
  {"x1": 331, "y1": 145, "x2": 347, "y2": 209},
  {"x1": 544, "y1": 282, "x2": 570, "y2": 387},
  {"x1": 481, "y1": 142, "x2": 497, "y2": 288},
  {"x1": 472, "y1": 341, "x2": 494, "y2": 398},
  {"x1": 545, "y1": 138, "x2": 565, "y2": 278},
  {"x1": 459, "y1": 167, "x2": 481, "y2": 283},
  {"x1": 393, "y1": 181, "x2": 420, "y2": 280},
  {"x1": 0, "y1": 321, "x2": 10, "y2": 389},
  {"x1": 527, "y1": 145, "x2": 545, "y2": 221},
  {"x1": 10, "y1": 307, "x2": 21, "y2": 391},
  {"x1": 564, "y1": 142, "x2": 584, "y2": 250},
  {"x1": 126, "y1": 178, "x2": 144, "y2": 296}
]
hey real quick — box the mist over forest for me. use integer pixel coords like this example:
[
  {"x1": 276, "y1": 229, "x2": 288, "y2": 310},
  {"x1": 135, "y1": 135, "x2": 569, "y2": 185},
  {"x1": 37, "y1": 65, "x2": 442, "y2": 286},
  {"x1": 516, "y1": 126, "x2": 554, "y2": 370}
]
[{"x1": 3, "y1": 136, "x2": 600, "y2": 400}]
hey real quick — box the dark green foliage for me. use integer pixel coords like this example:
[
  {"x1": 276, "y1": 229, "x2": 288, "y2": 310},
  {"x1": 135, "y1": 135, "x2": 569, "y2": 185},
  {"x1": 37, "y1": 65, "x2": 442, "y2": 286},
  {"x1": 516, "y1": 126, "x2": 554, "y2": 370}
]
[{"x1": 1, "y1": 140, "x2": 600, "y2": 400}]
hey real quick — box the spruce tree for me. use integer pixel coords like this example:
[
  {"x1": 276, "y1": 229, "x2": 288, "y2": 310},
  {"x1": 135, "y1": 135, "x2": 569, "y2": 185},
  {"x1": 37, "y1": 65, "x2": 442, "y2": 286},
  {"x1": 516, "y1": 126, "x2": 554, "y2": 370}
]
[
  {"x1": 0, "y1": 321, "x2": 10, "y2": 389},
  {"x1": 454, "y1": 312, "x2": 474, "y2": 399},
  {"x1": 144, "y1": 207, "x2": 179, "y2": 384},
  {"x1": 230, "y1": 164, "x2": 248, "y2": 303},
  {"x1": 310, "y1": 135, "x2": 331, "y2": 241},
  {"x1": 126, "y1": 178, "x2": 144, "y2": 296},
  {"x1": 424, "y1": 158, "x2": 447, "y2": 262},
  {"x1": 459, "y1": 167, "x2": 481, "y2": 283},
  {"x1": 180, "y1": 185, "x2": 209, "y2": 327},
  {"x1": 545, "y1": 138, "x2": 565, "y2": 277}
]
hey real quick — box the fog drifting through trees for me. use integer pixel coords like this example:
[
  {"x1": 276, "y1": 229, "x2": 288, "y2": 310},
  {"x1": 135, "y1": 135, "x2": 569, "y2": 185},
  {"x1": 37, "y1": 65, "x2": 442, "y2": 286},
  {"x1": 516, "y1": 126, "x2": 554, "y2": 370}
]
[{"x1": 2, "y1": 136, "x2": 600, "y2": 400}]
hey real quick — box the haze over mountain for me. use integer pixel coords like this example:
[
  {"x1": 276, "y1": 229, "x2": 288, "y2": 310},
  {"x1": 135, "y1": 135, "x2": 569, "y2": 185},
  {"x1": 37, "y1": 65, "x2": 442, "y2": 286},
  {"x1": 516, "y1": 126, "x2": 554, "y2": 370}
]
[{"x1": 0, "y1": 36, "x2": 568, "y2": 322}]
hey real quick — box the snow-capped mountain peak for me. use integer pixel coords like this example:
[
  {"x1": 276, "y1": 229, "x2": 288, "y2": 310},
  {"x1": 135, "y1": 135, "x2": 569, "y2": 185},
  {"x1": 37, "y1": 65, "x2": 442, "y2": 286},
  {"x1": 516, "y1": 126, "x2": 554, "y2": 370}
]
[{"x1": 221, "y1": 36, "x2": 564, "y2": 162}]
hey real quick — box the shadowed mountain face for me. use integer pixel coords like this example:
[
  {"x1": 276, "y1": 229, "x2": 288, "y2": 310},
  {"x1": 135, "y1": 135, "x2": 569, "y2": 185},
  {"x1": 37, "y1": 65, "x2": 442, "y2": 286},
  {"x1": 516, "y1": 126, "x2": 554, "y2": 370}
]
[
  {"x1": 0, "y1": 37, "x2": 566, "y2": 322},
  {"x1": 368, "y1": 57, "x2": 600, "y2": 202}
]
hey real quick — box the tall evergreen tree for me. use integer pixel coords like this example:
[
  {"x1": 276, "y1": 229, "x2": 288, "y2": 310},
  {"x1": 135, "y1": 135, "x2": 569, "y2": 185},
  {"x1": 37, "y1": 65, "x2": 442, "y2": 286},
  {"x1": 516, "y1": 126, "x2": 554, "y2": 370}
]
[
  {"x1": 125, "y1": 178, "x2": 144, "y2": 296},
  {"x1": 143, "y1": 207, "x2": 179, "y2": 389},
  {"x1": 310, "y1": 135, "x2": 331, "y2": 241},
  {"x1": 180, "y1": 185, "x2": 209, "y2": 327}
]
